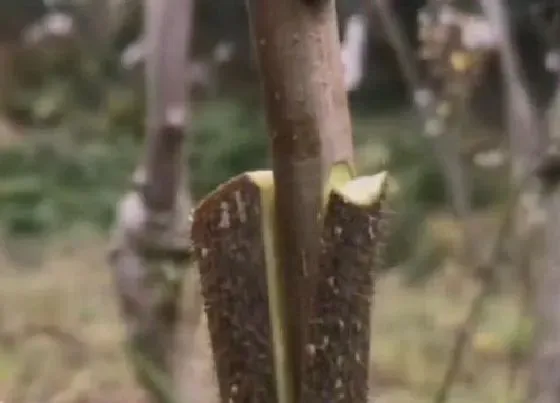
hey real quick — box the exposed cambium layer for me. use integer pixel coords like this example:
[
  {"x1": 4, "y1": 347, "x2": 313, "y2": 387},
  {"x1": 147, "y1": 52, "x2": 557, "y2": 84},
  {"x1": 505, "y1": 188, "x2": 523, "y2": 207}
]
[
  {"x1": 336, "y1": 171, "x2": 388, "y2": 205},
  {"x1": 192, "y1": 170, "x2": 390, "y2": 403}
]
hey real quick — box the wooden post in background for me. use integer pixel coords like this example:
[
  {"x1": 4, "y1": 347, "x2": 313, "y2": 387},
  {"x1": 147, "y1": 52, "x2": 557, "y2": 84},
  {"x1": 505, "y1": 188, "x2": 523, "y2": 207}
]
[{"x1": 108, "y1": 0, "x2": 198, "y2": 402}]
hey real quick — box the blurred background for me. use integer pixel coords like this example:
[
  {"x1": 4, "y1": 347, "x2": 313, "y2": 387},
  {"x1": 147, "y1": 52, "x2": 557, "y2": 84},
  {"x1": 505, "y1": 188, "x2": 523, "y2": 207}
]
[{"x1": 0, "y1": 0, "x2": 558, "y2": 402}]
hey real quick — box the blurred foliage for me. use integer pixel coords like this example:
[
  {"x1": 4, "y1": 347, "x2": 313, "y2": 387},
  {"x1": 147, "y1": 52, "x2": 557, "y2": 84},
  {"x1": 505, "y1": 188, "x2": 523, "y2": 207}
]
[
  {"x1": 0, "y1": 35, "x2": 508, "y2": 279},
  {"x1": 189, "y1": 99, "x2": 268, "y2": 197},
  {"x1": 0, "y1": 72, "x2": 508, "y2": 279},
  {"x1": 0, "y1": 96, "x2": 269, "y2": 238},
  {"x1": 353, "y1": 111, "x2": 507, "y2": 281},
  {"x1": 0, "y1": 133, "x2": 138, "y2": 237},
  {"x1": 0, "y1": 0, "x2": 535, "y2": 277}
]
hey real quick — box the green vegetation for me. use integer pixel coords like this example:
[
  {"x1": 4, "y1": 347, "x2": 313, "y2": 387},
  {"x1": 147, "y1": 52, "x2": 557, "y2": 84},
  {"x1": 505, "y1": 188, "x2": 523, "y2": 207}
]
[{"x1": 0, "y1": 95, "x2": 507, "y2": 282}]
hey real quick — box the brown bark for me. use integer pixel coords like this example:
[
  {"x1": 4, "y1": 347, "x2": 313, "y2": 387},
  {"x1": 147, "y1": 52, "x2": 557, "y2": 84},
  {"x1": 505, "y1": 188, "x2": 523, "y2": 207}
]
[
  {"x1": 245, "y1": 0, "x2": 353, "y2": 394},
  {"x1": 301, "y1": 173, "x2": 389, "y2": 403},
  {"x1": 192, "y1": 173, "x2": 277, "y2": 403}
]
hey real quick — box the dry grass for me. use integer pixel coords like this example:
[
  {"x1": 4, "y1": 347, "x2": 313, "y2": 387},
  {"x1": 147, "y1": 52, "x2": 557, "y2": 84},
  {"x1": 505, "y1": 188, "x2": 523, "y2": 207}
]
[{"x1": 0, "y1": 227, "x2": 528, "y2": 403}]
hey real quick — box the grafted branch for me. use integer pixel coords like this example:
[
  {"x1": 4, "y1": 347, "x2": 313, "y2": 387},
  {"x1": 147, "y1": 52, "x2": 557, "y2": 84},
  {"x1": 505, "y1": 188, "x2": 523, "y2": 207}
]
[
  {"x1": 191, "y1": 2, "x2": 388, "y2": 403},
  {"x1": 245, "y1": 0, "x2": 354, "y2": 395}
]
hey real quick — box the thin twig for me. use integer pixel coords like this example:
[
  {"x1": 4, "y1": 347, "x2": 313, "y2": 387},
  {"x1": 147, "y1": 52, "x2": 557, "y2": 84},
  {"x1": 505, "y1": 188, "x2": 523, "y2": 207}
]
[
  {"x1": 433, "y1": 167, "x2": 538, "y2": 403},
  {"x1": 371, "y1": 0, "x2": 482, "y2": 262}
]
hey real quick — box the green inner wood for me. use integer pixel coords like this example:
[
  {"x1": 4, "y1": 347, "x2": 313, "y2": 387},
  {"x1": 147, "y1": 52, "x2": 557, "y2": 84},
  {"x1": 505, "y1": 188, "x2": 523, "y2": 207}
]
[
  {"x1": 245, "y1": 166, "x2": 388, "y2": 403},
  {"x1": 335, "y1": 171, "x2": 389, "y2": 206}
]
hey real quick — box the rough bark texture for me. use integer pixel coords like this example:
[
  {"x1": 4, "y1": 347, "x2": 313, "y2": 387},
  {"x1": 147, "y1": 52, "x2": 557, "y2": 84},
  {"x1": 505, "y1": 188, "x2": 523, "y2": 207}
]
[
  {"x1": 108, "y1": 0, "x2": 199, "y2": 402},
  {"x1": 245, "y1": 0, "x2": 353, "y2": 393},
  {"x1": 191, "y1": 174, "x2": 276, "y2": 403},
  {"x1": 301, "y1": 183, "x2": 389, "y2": 403}
]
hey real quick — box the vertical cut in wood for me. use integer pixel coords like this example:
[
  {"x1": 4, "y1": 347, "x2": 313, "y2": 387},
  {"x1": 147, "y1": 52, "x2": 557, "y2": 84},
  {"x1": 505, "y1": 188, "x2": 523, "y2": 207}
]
[
  {"x1": 301, "y1": 172, "x2": 389, "y2": 403},
  {"x1": 245, "y1": 0, "x2": 354, "y2": 393},
  {"x1": 192, "y1": 172, "x2": 292, "y2": 403}
]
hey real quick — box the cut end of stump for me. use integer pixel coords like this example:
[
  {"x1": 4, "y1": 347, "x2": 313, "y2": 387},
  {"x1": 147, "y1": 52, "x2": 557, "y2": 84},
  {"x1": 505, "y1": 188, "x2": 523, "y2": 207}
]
[{"x1": 335, "y1": 171, "x2": 389, "y2": 206}]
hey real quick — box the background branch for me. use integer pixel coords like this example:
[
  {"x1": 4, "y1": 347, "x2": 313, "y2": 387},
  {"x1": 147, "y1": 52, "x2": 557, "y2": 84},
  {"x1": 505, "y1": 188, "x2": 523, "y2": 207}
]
[
  {"x1": 372, "y1": 0, "x2": 481, "y2": 262},
  {"x1": 107, "y1": 0, "x2": 198, "y2": 402}
]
